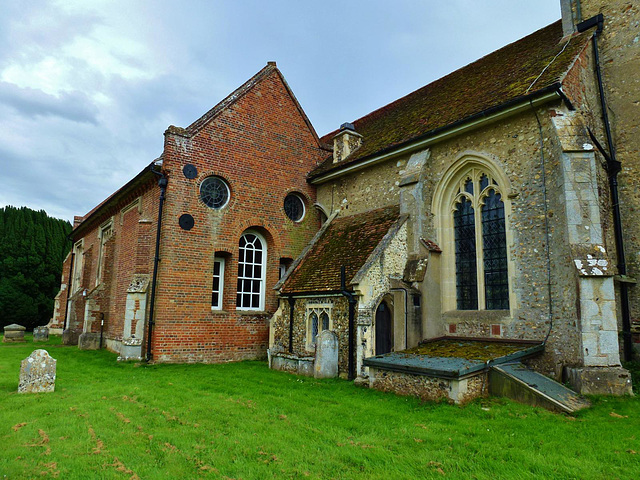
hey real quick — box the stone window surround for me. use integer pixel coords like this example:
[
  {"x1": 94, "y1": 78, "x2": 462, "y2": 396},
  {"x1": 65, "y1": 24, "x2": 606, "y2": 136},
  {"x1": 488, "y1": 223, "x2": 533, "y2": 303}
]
[
  {"x1": 305, "y1": 302, "x2": 333, "y2": 350},
  {"x1": 72, "y1": 239, "x2": 84, "y2": 293},
  {"x1": 95, "y1": 218, "x2": 114, "y2": 286},
  {"x1": 432, "y1": 153, "x2": 515, "y2": 313}
]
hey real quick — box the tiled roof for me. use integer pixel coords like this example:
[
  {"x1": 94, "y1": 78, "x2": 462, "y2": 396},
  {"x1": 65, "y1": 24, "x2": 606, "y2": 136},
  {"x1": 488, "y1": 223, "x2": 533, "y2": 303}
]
[
  {"x1": 309, "y1": 21, "x2": 590, "y2": 180},
  {"x1": 281, "y1": 205, "x2": 401, "y2": 294}
]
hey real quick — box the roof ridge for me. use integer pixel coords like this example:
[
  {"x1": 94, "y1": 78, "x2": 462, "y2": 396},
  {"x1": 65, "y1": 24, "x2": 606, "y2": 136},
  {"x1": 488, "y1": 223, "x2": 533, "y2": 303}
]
[
  {"x1": 174, "y1": 63, "x2": 278, "y2": 137},
  {"x1": 321, "y1": 20, "x2": 564, "y2": 144}
]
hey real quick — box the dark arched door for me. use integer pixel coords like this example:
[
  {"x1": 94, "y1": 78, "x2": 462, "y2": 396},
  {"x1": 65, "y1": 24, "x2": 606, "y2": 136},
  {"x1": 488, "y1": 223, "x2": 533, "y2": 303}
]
[{"x1": 375, "y1": 300, "x2": 392, "y2": 355}]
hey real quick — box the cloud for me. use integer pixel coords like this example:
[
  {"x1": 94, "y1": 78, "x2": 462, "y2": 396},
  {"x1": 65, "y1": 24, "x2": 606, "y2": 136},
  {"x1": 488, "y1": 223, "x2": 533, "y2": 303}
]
[{"x1": 0, "y1": 82, "x2": 99, "y2": 123}]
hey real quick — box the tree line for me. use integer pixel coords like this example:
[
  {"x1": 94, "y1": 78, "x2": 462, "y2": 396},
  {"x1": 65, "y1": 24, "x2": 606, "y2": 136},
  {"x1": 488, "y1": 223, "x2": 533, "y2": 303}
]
[{"x1": 0, "y1": 206, "x2": 71, "y2": 330}]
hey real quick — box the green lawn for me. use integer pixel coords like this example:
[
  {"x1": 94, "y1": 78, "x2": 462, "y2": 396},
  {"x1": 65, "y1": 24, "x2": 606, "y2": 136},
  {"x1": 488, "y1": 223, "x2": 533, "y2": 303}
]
[{"x1": 1, "y1": 336, "x2": 639, "y2": 479}]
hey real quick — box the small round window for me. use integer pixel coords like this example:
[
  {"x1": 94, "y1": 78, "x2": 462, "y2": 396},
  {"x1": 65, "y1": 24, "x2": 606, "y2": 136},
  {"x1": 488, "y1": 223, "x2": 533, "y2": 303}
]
[
  {"x1": 200, "y1": 176, "x2": 230, "y2": 209},
  {"x1": 284, "y1": 193, "x2": 305, "y2": 222}
]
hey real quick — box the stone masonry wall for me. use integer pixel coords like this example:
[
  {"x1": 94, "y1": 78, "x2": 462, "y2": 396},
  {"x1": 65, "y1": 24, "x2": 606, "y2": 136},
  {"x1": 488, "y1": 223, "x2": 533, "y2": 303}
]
[
  {"x1": 271, "y1": 296, "x2": 351, "y2": 375},
  {"x1": 315, "y1": 93, "x2": 616, "y2": 379}
]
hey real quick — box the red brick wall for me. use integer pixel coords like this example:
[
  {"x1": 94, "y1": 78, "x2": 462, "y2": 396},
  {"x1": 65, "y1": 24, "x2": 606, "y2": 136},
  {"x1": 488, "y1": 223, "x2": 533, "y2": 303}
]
[{"x1": 152, "y1": 67, "x2": 326, "y2": 363}]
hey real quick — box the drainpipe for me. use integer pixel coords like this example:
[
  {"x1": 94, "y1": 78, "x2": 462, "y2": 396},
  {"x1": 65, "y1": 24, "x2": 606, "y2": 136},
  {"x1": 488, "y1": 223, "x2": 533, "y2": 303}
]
[
  {"x1": 146, "y1": 167, "x2": 168, "y2": 362},
  {"x1": 340, "y1": 266, "x2": 357, "y2": 380},
  {"x1": 288, "y1": 296, "x2": 295, "y2": 353},
  {"x1": 578, "y1": 15, "x2": 633, "y2": 361}
]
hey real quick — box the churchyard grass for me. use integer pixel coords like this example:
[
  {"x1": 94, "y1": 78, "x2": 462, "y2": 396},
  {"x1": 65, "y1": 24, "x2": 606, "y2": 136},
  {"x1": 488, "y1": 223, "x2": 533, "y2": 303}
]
[{"x1": 1, "y1": 336, "x2": 639, "y2": 479}]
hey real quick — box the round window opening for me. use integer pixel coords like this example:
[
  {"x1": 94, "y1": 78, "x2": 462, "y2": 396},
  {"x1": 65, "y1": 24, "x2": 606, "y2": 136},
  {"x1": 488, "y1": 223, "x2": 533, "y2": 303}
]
[
  {"x1": 200, "y1": 176, "x2": 230, "y2": 209},
  {"x1": 284, "y1": 193, "x2": 305, "y2": 222}
]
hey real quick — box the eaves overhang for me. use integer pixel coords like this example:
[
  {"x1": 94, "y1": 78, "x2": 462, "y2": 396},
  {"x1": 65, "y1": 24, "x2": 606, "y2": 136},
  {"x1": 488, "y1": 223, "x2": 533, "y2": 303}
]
[{"x1": 309, "y1": 85, "x2": 564, "y2": 185}]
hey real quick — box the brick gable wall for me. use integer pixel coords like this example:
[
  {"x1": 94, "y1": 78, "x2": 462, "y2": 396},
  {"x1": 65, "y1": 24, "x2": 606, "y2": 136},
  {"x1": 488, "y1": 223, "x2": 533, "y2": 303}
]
[{"x1": 151, "y1": 68, "x2": 326, "y2": 363}]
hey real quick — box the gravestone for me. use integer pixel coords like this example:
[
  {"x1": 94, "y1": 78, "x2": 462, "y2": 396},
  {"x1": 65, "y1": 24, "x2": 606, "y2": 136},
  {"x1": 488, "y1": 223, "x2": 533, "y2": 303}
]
[
  {"x1": 18, "y1": 350, "x2": 57, "y2": 393},
  {"x1": 3, "y1": 324, "x2": 26, "y2": 343},
  {"x1": 33, "y1": 326, "x2": 49, "y2": 342},
  {"x1": 314, "y1": 330, "x2": 339, "y2": 379},
  {"x1": 62, "y1": 328, "x2": 82, "y2": 345}
]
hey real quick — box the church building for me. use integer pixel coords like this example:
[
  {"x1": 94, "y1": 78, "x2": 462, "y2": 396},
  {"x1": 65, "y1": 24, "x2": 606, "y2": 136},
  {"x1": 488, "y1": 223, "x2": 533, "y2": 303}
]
[{"x1": 52, "y1": 0, "x2": 638, "y2": 401}]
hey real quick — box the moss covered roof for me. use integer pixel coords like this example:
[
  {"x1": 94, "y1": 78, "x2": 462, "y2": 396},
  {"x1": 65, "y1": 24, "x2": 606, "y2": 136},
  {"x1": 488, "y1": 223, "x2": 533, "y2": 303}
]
[
  {"x1": 309, "y1": 21, "x2": 590, "y2": 180},
  {"x1": 281, "y1": 205, "x2": 400, "y2": 294}
]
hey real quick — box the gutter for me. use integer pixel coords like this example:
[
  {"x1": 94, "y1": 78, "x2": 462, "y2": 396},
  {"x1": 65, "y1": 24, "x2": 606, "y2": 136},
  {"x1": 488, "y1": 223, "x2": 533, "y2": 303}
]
[
  {"x1": 310, "y1": 88, "x2": 564, "y2": 184},
  {"x1": 146, "y1": 166, "x2": 168, "y2": 362},
  {"x1": 577, "y1": 14, "x2": 633, "y2": 361}
]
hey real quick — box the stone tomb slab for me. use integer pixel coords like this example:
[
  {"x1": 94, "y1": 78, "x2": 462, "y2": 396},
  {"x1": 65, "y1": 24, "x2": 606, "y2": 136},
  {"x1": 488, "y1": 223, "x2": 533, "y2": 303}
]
[
  {"x1": 3, "y1": 323, "x2": 26, "y2": 343},
  {"x1": 19, "y1": 350, "x2": 57, "y2": 393}
]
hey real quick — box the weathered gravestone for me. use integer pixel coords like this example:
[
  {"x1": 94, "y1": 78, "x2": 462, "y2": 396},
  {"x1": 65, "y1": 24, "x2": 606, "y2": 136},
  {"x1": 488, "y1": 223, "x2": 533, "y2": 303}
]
[
  {"x1": 3, "y1": 324, "x2": 26, "y2": 343},
  {"x1": 314, "y1": 330, "x2": 339, "y2": 379},
  {"x1": 33, "y1": 326, "x2": 49, "y2": 342},
  {"x1": 18, "y1": 350, "x2": 57, "y2": 393}
]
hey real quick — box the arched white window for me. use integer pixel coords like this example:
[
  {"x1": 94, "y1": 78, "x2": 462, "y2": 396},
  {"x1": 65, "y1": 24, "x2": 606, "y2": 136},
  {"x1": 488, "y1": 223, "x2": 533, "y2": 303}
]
[{"x1": 236, "y1": 231, "x2": 266, "y2": 310}]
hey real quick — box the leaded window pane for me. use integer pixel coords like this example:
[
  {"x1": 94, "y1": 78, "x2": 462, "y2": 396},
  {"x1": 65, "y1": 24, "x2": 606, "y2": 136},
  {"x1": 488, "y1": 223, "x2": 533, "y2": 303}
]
[
  {"x1": 482, "y1": 190, "x2": 509, "y2": 310},
  {"x1": 200, "y1": 177, "x2": 230, "y2": 209},
  {"x1": 284, "y1": 194, "x2": 305, "y2": 222},
  {"x1": 310, "y1": 313, "x2": 319, "y2": 343},
  {"x1": 321, "y1": 312, "x2": 329, "y2": 331},
  {"x1": 454, "y1": 197, "x2": 478, "y2": 310}
]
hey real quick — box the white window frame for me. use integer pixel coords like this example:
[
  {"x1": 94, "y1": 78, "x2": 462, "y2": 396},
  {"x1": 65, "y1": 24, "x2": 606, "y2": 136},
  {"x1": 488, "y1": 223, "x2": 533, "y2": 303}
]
[
  {"x1": 96, "y1": 220, "x2": 113, "y2": 286},
  {"x1": 211, "y1": 257, "x2": 225, "y2": 311},
  {"x1": 306, "y1": 303, "x2": 333, "y2": 349},
  {"x1": 236, "y1": 231, "x2": 267, "y2": 311}
]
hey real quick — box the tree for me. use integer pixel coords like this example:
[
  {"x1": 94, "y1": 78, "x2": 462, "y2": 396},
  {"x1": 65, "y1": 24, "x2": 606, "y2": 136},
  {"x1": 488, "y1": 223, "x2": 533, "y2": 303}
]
[{"x1": 0, "y1": 206, "x2": 71, "y2": 330}]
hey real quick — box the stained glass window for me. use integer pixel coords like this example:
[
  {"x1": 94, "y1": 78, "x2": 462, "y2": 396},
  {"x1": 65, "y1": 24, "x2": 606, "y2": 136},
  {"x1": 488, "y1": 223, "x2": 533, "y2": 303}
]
[
  {"x1": 454, "y1": 197, "x2": 478, "y2": 310},
  {"x1": 482, "y1": 190, "x2": 509, "y2": 309},
  {"x1": 451, "y1": 169, "x2": 509, "y2": 311}
]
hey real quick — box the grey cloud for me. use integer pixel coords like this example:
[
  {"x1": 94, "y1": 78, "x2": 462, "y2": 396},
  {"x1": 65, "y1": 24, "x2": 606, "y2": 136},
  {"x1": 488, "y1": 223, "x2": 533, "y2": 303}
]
[{"x1": 0, "y1": 82, "x2": 100, "y2": 124}]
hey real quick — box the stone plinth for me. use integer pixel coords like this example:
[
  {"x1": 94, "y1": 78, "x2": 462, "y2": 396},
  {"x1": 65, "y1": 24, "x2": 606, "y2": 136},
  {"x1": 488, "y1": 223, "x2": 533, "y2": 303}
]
[
  {"x1": 565, "y1": 366, "x2": 633, "y2": 396},
  {"x1": 62, "y1": 328, "x2": 82, "y2": 345},
  {"x1": 33, "y1": 326, "x2": 49, "y2": 342},
  {"x1": 3, "y1": 324, "x2": 26, "y2": 343},
  {"x1": 314, "y1": 330, "x2": 339, "y2": 379},
  {"x1": 18, "y1": 350, "x2": 57, "y2": 393},
  {"x1": 78, "y1": 332, "x2": 101, "y2": 350},
  {"x1": 118, "y1": 337, "x2": 143, "y2": 361}
]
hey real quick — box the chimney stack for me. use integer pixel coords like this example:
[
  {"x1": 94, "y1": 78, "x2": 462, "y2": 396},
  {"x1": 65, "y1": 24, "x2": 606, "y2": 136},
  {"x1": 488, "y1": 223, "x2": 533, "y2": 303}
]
[{"x1": 333, "y1": 123, "x2": 362, "y2": 164}]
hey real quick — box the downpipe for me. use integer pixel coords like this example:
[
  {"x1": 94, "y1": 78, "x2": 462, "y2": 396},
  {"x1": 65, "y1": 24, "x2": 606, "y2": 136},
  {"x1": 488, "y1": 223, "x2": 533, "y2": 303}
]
[{"x1": 146, "y1": 167, "x2": 168, "y2": 362}]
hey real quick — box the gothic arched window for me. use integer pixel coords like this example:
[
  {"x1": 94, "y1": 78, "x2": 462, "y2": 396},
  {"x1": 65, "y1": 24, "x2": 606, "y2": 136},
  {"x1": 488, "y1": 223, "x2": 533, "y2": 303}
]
[{"x1": 452, "y1": 171, "x2": 509, "y2": 310}]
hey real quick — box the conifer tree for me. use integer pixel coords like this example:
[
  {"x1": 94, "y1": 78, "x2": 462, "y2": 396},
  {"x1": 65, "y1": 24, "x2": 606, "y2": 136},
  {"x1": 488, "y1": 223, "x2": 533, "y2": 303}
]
[{"x1": 0, "y1": 206, "x2": 71, "y2": 330}]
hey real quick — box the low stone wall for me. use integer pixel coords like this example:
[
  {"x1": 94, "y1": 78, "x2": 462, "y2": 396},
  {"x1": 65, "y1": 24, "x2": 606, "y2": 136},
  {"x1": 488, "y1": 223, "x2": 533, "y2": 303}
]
[
  {"x1": 368, "y1": 368, "x2": 487, "y2": 404},
  {"x1": 270, "y1": 352, "x2": 314, "y2": 377}
]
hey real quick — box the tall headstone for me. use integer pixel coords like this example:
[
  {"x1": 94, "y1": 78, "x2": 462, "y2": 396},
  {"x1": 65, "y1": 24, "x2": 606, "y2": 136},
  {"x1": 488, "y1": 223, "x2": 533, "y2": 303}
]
[
  {"x1": 314, "y1": 330, "x2": 339, "y2": 379},
  {"x1": 33, "y1": 326, "x2": 49, "y2": 342},
  {"x1": 18, "y1": 350, "x2": 57, "y2": 393},
  {"x1": 3, "y1": 324, "x2": 26, "y2": 343}
]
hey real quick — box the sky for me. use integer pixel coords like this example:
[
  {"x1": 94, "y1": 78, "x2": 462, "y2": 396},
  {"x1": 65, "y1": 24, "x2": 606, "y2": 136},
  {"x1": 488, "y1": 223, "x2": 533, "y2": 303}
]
[{"x1": 0, "y1": 0, "x2": 561, "y2": 222}]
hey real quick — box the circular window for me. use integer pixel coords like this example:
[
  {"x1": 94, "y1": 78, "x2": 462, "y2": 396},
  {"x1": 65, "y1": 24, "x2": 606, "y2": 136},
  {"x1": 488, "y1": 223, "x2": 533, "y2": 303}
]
[
  {"x1": 284, "y1": 193, "x2": 305, "y2": 222},
  {"x1": 200, "y1": 176, "x2": 230, "y2": 209}
]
